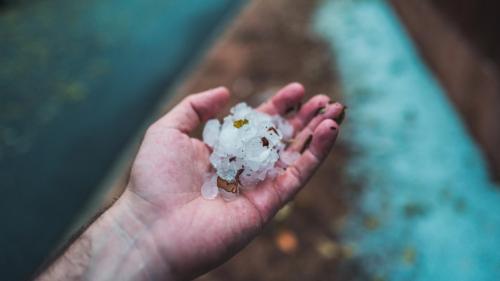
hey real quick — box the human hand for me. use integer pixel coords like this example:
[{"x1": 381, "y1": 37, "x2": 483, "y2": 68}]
[
  {"x1": 36, "y1": 83, "x2": 344, "y2": 281},
  {"x1": 120, "y1": 83, "x2": 345, "y2": 280}
]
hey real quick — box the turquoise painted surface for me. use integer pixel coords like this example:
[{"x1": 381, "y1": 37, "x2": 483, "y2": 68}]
[
  {"x1": 0, "y1": 1, "x2": 243, "y2": 279},
  {"x1": 315, "y1": 0, "x2": 500, "y2": 280}
]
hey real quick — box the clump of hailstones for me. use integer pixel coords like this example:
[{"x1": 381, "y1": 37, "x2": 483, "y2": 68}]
[{"x1": 201, "y1": 102, "x2": 301, "y2": 200}]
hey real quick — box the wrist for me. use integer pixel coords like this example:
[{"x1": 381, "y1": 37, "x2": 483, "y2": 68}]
[
  {"x1": 37, "y1": 190, "x2": 174, "y2": 281},
  {"x1": 104, "y1": 190, "x2": 173, "y2": 280}
]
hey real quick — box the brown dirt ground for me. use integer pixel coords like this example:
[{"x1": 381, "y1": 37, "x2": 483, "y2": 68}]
[{"x1": 172, "y1": 0, "x2": 363, "y2": 280}]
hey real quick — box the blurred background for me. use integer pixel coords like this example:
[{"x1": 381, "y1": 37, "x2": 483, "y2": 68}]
[{"x1": 1, "y1": 0, "x2": 499, "y2": 280}]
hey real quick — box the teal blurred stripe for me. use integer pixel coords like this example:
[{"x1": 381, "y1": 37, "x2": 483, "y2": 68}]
[
  {"x1": 315, "y1": 0, "x2": 500, "y2": 280},
  {"x1": 0, "y1": 0, "x2": 244, "y2": 279}
]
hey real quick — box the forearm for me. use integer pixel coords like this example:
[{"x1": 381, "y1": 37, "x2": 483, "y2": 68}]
[{"x1": 36, "y1": 191, "x2": 171, "y2": 281}]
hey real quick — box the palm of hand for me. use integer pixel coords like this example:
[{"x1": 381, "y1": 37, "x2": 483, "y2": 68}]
[{"x1": 126, "y1": 84, "x2": 343, "y2": 279}]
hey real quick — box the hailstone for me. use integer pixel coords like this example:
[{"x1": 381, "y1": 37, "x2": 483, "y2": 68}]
[{"x1": 201, "y1": 102, "x2": 297, "y2": 200}]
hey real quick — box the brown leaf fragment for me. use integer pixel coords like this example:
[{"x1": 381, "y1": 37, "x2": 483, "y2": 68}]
[
  {"x1": 261, "y1": 137, "x2": 269, "y2": 147},
  {"x1": 235, "y1": 168, "x2": 244, "y2": 185},
  {"x1": 267, "y1": 127, "x2": 279, "y2": 136},
  {"x1": 229, "y1": 156, "x2": 236, "y2": 162},
  {"x1": 217, "y1": 177, "x2": 238, "y2": 193},
  {"x1": 236, "y1": 168, "x2": 244, "y2": 178}
]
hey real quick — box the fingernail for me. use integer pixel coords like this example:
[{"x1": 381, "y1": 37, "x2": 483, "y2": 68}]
[
  {"x1": 333, "y1": 106, "x2": 346, "y2": 125},
  {"x1": 212, "y1": 86, "x2": 226, "y2": 91},
  {"x1": 300, "y1": 134, "x2": 313, "y2": 153}
]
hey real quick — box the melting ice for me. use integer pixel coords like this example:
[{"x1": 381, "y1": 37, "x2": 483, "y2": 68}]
[{"x1": 201, "y1": 102, "x2": 298, "y2": 200}]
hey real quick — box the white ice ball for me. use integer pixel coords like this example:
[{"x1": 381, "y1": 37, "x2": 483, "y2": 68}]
[
  {"x1": 201, "y1": 102, "x2": 296, "y2": 198},
  {"x1": 202, "y1": 119, "x2": 221, "y2": 148}
]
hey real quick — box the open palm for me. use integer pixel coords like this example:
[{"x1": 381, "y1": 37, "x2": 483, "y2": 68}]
[{"x1": 124, "y1": 83, "x2": 344, "y2": 280}]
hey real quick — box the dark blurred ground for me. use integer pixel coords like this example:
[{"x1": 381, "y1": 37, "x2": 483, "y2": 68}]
[{"x1": 391, "y1": 0, "x2": 500, "y2": 181}]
